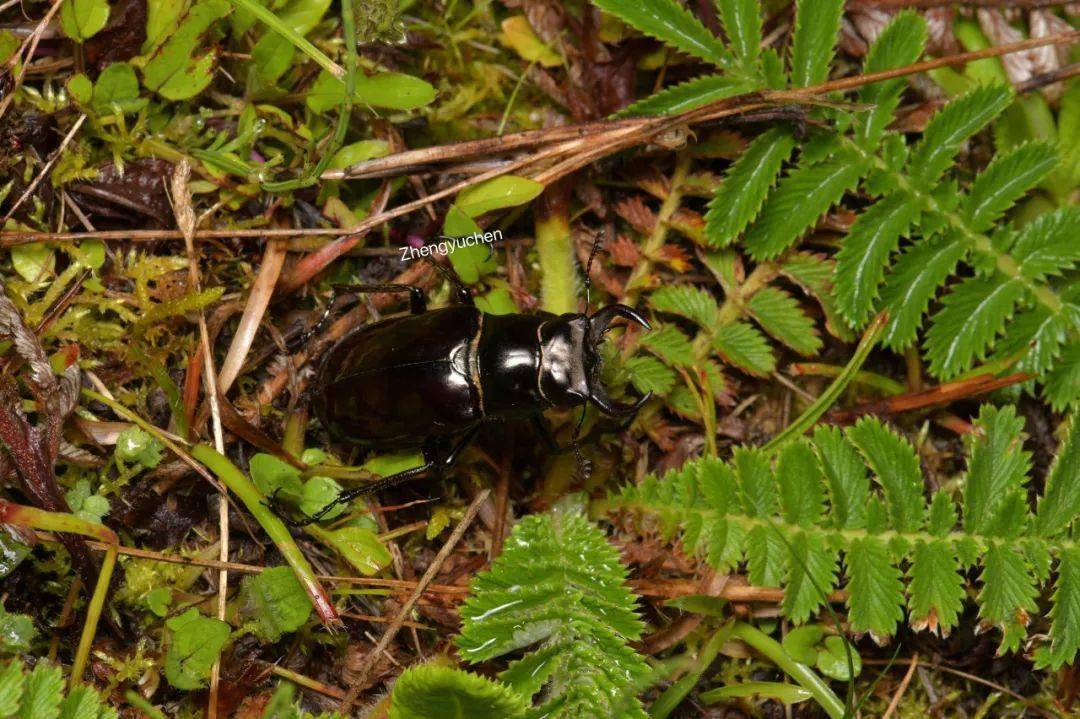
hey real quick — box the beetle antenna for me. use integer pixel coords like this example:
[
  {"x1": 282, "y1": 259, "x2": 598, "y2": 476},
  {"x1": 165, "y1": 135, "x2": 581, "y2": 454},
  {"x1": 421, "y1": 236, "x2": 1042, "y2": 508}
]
[{"x1": 583, "y1": 231, "x2": 603, "y2": 310}]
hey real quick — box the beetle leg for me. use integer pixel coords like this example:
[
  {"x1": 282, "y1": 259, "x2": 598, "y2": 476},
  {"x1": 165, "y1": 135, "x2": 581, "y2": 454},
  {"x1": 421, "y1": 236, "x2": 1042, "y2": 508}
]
[
  {"x1": 280, "y1": 428, "x2": 482, "y2": 525},
  {"x1": 328, "y1": 283, "x2": 428, "y2": 315},
  {"x1": 422, "y1": 258, "x2": 473, "y2": 306}
]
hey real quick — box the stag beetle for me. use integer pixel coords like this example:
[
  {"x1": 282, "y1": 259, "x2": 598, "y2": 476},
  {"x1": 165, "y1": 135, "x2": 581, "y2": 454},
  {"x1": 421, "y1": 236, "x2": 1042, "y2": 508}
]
[{"x1": 283, "y1": 256, "x2": 651, "y2": 525}]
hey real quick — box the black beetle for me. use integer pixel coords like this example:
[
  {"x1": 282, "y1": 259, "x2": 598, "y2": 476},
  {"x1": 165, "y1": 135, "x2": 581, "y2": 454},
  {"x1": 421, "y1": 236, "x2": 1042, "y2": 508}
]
[{"x1": 286, "y1": 262, "x2": 651, "y2": 525}]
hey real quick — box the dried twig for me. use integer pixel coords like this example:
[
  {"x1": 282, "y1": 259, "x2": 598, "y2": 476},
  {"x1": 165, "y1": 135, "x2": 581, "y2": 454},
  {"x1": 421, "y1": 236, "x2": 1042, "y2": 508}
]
[{"x1": 882, "y1": 653, "x2": 919, "y2": 719}]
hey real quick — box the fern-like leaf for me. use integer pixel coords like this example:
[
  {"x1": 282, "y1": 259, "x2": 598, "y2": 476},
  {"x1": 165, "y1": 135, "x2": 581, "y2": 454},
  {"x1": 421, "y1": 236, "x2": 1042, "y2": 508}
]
[
  {"x1": 856, "y1": 11, "x2": 927, "y2": 147},
  {"x1": 592, "y1": 0, "x2": 731, "y2": 68},
  {"x1": 833, "y1": 193, "x2": 922, "y2": 328},
  {"x1": 789, "y1": 0, "x2": 843, "y2": 87},
  {"x1": 625, "y1": 356, "x2": 677, "y2": 396},
  {"x1": 1044, "y1": 342, "x2": 1080, "y2": 410},
  {"x1": 640, "y1": 324, "x2": 696, "y2": 367},
  {"x1": 705, "y1": 128, "x2": 796, "y2": 247},
  {"x1": 962, "y1": 142, "x2": 1059, "y2": 233},
  {"x1": 1011, "y1": 206, "x2": 1080, "y2": 281},
  {"x1": 962, "y1": 405, "x2": 1030, "y2": 537},
  {"x1": 617, "y1": 74, "x2": 755, "y2": 117},
  {"x1": 388, "y1": 664, "x2": 527, "y2": 719},
  {"x1": 907, "y1": 84, "x2": 1013, "y2": 186},
  {"x1": 610, "y1": 408, "x2": 1080, "y2": 650},
  {"x1": 715, "y1": 0, "x2": 761, "y2": 69},
  {"x1": 925, "y1": 274, "x2": 1027, "y2": 379},
  {"x1": 457, "y1": 512, "x2": 647, "y2": 719},
  {"x1": 649, "y1": 285, "x2": 720, "y2": 328},
  {"x1": 878, "y1": 234, "x2": 968, "y2": 351},
  {"x1": 744, "y1": 153, "x2": 866, "y2": 260},
  {"x1": 745, "y1": 286, "x2": 821, "y2": 355},
  {"x1": 711, "y1": 321, "x2": 775, "y2": 376}
]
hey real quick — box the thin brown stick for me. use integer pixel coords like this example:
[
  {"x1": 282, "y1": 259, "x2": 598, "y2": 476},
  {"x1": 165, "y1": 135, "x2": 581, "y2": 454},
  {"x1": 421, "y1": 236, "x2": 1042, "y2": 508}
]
[
  {"x1": 338, "y1": 489, "x2": 490, "y2": 713},
  {"x1": 881, "y1": 653, "x2": 918, "y2": 719},
  {"x1": 865, "y1": 658, "x2": 1063, "y2": 719},
  {"x1": 1016, "y1": 61, "x2": 1080, "y2": 94}
]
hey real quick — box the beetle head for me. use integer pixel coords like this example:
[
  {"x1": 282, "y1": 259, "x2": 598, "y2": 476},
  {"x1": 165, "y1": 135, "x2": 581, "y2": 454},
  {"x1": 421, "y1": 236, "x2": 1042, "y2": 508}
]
[{"x1": 538, "y1": 304, "x2": 652, "y2": 417}]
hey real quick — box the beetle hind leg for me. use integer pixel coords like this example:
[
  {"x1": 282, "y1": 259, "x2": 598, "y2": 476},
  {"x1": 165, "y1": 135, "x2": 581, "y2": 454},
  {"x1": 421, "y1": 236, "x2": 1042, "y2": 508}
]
[{"x1": 269, "y1": 429, "x2": 480, "y2": 527}]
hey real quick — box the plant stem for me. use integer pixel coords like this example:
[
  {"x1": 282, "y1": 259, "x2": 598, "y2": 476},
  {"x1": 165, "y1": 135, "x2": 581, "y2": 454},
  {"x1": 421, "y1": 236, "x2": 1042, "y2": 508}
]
[
  {"x1": 226, "y1": 0, "x2": 345, "y2": 79},
  {"x1": 0, "y1": 500, "x2": 117, "y2": 689},
  {"x1": 788, "y1": 363, "x2": 906, "y2": 395},
  {"x1": 534, "y1": 181, "x2": 579, "y2": 314},
  {"x1": 730, "y1": 622, "x2": 846, "y2": 719},
  {"x1": 624, "y1": 152, "x2": 692, "y2": 304},
  {"x1": 762, "y1": 312, "x2": 887, "y2": 454},
  {"x1": 190, "y1": 445, "x2": 340, "y2": 626}
]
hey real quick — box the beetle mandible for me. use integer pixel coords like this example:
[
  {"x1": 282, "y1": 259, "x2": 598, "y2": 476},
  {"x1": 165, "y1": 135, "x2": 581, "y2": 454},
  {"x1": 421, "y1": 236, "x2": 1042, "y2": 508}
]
[{"x1": 285, "y1": 256, "x2": 651, "y2": 525}]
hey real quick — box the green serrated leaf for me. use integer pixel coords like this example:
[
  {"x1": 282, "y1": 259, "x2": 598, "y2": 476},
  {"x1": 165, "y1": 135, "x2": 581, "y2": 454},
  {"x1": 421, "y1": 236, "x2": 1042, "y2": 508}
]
[
  {"x1": 963, "y1": 406, "x2": 1030, "y2": 537},
  {"x1": 593, "y1": 0, "x2": 731, "y2": 67},
  {"x1": 846, "y1": 537, "x2": 903, "y2": 638},
  {"x1": 744, "y1": 154, "x2": 866, "y2": 260},
  {"x1": 845, "y1": 418, "x2": 924, "y2": 533},
  {"x1": 833, "y1": 193, "x2": 922, "y2": 329},
  {"x1": 648, "y1": 285, "x2": 720, "y2": 328},
  {"x1": 715, "y1": 0, "x2": 761, "y2": 68},
  {"x1": 618, "y1": 74, "x2": 755, "y2": 117},
  {"x1": 789, "y1": 0, "x2": 843, "y2": 87},
  {"x1": 879, "y1": 234, "x2": 968, "y2": 351},
  {"x1": 962, "y1": 142, "x2": 1059, "y2": 233},
  {"x1": 745, "y1": 286, "x2": 821, "y2": 356},
  {"x1": 639, "y1": 325, "x2": 696, "y2": 367},
  {"x1": 908, "y1": 84, "x2": 1013, "y2": 186},
  {"x1": 457, "y1": 512, "x2": 647, "y2": 719},
  {"x1": 925, "y1": 274, "x2": 1026, "y2": 379},
  {"x1": 908, "y1": 541, "x2": 964, "y2": 635},
  {"x1": 856, "y1": 11, "x2": 927, "y2": 146},
  {"x1": 711, "y1": 321, "x2": 775, "y2": 376},
  {"x1": 978, "y1": 544, "x2": 1038, "y2": 653},
  {"x1": 389, "y1": 664, "x2": 527, "y2": 719},
  {"x1": 624, "y1": 356, "x2": 677, "y2": 396},
  {"x1": 17, "y1": 662, "x2": 63, "y2": 719},
  {"x1": 705, "y1": 128, "x2": 795, "y2": 247},
  {"x1": 1034, "y1": 414, "x2": 1080, "y2": 538},
  {"x1": 1011, "y1": 206, "x2": 1080, "y2": 282},
  {"x1": 0, "y1": 660, "x2": 25, "y2": 716}
]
